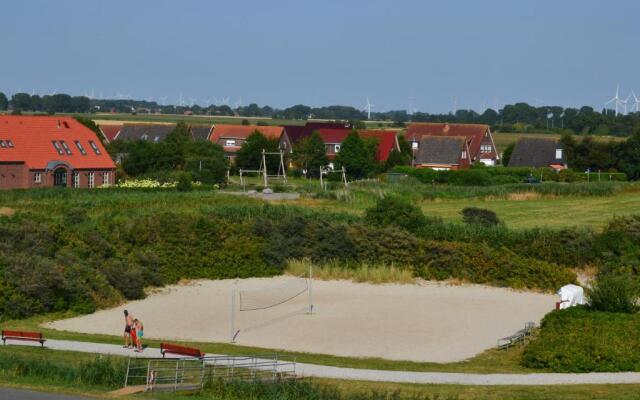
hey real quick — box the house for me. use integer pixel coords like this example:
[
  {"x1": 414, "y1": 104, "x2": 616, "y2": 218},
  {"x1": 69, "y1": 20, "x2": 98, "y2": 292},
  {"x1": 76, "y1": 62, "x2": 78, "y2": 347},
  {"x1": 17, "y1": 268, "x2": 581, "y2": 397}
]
[
  {"x1": 279, "y1": 121, "x2": 351, "y2": 152},
  {"x1": 405, "y1": 123, "x2": 499, "y2": 168},
  {"x1": 189, "y1": 125, "x2": 213, "y2": 141},
  {"x1": 115, "y1": 124, "x2": 176, "y2": 142},
  {"x1": 316, "y1": 129, "x2": 400, "y2": 162},
  {"x1": 0, "y1": 116, "x2": 116, "y2": 189},
  {"x1": 507, "y1": 138, "x2": 567, "y2": 170},
  {"x1": 209, "y1": 124, "x2": 285, "y2": 161},
  {"x1": 98, "y1": 123, "x2": 123, "y2": 143},
  {"x1": 414, "y1": 136, "x2": 470, "y2": 170}
]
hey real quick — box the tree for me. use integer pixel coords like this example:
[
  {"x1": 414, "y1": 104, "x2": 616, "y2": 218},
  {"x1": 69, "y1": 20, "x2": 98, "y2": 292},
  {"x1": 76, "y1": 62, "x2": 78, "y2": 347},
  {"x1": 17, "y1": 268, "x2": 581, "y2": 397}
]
[
  {"x1": 0, "y1": 92, "x2": 8, "y2": 111},
  {"x1": 184, "y1": 141, "x2": 228, "y2": 184},
  {"x1": 235, "y1": 131, "x2": 281, "y2": 171},
  {"x1": 385, "y1": 149, "x2": 409, "y2": 170},
  {"x1": 292, "y1": 131, "x2": 328, "y2": 178},
  {"x1": 616, "y1": 133, "x2": 640, "y2": 180},
  {"x1": 334, "y1": 130, "x2": 375, "y2": 179},
  {"x1": 11, "y1": 93, "x2": 32, "y2": 111},
  {"x1": 502, "y1": 142, "x2": 515, "y2": 166}
]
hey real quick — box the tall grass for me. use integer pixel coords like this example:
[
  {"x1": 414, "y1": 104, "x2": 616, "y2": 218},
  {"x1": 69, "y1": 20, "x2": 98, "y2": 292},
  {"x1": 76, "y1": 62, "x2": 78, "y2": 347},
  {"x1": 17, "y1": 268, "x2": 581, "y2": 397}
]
[{"x1": 287, "y1": 259, "x2": 415, "y2": 284}]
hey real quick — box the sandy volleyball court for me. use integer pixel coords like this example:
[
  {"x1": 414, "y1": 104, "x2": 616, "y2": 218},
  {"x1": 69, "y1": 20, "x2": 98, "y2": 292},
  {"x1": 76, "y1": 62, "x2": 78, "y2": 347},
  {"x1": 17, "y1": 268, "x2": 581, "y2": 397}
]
[{"x1": 48, "y1": 278, "x2": 555, "y2": 363}]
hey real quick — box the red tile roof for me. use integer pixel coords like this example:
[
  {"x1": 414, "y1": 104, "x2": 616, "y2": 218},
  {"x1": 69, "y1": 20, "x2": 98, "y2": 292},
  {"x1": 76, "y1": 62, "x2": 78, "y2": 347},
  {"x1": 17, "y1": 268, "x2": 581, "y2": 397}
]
[
  {"x1": 359, "y1": 130, "x2": 399, "y2": 162},
  {"x1": 210, "y1": 124, "x2": 285, "y2": 141},
  {"x1": 99, "y1": 124, "x2": 123, "y2": 142},
  {"x1": 283, "y1": 122, "x2": 351, "y2": 144},
  {"x1": 317, "y1": 129, "x2": 399, "y2": 162},
  {"x1": 0, "y1": 116, "x2": 116, "y2": 170},
  {"x1": 405, "y1": 123, "x2": 494, "y2": 161}
]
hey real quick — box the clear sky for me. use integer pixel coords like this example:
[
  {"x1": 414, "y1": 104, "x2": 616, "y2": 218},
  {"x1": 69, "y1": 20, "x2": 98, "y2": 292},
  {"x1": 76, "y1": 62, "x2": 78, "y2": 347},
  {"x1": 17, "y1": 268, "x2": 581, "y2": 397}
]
[{"x1": 1, "y1": 0, "x2": 639, "y2": 112}]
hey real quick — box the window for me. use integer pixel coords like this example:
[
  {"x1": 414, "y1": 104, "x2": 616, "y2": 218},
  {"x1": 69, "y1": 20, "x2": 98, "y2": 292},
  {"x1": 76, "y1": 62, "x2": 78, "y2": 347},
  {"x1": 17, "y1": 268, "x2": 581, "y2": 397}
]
[
  {"x1": 141, "y1": 134, "x2": 149, "y2": 141},
  {"x1": 480, "y1": 144, "x2": 492, "y2": 153},
  {"x1": 7, "y1": 140, "x2": 14, "y2": 148},
  {"x1": 73, "y1": 172, "x2": 80, "y2": 188},
  {"x1": 88, "y1": 141, "x2": 101, "y2": 155},
  {"x1": 60, "y1": 140, "x2": 72, "y2": 155},
  {"x1": 0, "y1": 140, "x2": 6, "y2": 148},
  {"x1": 103, "y1": 172, "x2": 110, "y2": 186},
  {"x1": 34, "y1": 172, "x2": 42, "y2": 183},
  {"x1": 154, "y1": 136, "x2": 160, "y2": 143},
  {"x1": 52, "y1": 141, "x2": 64, "y2": 155},
  {"x1": 87, "y1": 172, "x2": 94, "y2": 188},
  {"x1": 74, "y1": 140, "x2": 87, "y2": 155},
  {"x1": 555, "y1": 149, "x2": 563, "y2": 159},
  {"x1": 334, "y1": 144, "x2": 341, "y2": 153},
  {"x1": 462, "y1": 151, "x2": 467, "y2": 159},
  {"x1": 225, "y1": 139, "x2": 236, "y2": 146},
  {"x1": 411, "y1": 141, "x2": 419, "y2": 150}
]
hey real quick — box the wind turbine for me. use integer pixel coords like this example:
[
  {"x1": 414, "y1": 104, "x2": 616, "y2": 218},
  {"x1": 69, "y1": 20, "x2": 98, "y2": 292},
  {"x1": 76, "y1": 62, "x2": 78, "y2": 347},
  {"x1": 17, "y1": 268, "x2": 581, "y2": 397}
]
[
  {"x1": 622, "y1": 94, "x2": 631, "y2": 115},
  {"x1": 631, "y1": 90, "x2": 640, "y2": 113},
  {"x1": 364, "y1": 97, "x2": 374, "y2": 120},
  {"x1": 605, "y1": 84, "x2": 624, "y2": 116},
  {"x1": 234, "y1": 96, "x2": 243, "y2": 109}
]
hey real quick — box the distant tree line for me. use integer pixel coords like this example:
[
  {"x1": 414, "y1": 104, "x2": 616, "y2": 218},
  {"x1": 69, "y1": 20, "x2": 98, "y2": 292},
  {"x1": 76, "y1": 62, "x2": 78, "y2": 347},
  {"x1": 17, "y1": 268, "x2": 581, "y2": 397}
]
[
  {"x1": 3, "y1": 90, "x2": 640, "y2": 136},
  {"x1": 560, "y1": 132, "x2": 640, "y2": 179}
]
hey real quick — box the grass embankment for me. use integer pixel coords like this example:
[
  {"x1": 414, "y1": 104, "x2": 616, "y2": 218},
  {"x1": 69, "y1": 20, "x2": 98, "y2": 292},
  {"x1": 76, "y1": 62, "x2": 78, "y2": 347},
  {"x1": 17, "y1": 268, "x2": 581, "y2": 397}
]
[
  {"x1": 1, "y1": 346, "x2": 639, "y2": 400},
  {"x1": 287, "y1": 259, "x2": 415, "y2": 284}
]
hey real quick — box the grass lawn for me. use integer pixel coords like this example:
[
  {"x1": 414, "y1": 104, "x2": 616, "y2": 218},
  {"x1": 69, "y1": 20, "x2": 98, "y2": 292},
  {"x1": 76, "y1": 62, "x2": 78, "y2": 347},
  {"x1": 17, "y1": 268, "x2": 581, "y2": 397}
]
[
  {"x1": 418, "y1": 191, "x2": 640, "y2": 229},
  {"x1": 0, "y1": 346, "x2": 638, "y2": 400}
]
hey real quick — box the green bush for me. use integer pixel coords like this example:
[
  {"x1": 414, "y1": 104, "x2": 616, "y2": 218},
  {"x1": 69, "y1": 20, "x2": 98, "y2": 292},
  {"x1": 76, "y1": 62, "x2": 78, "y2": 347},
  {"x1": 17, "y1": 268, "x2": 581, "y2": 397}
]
[
  {"x1": 522, "y1": 306, "x2": 640, "y2": 372},
  {"x1": 364, "y1": 196, "x2": 433, "y2": 233},
  {"x1": 461, "y1": 207, "x2": 500, "y2": 227},
  {"x1": 176, "y1": 172, "x2": 193, "y2": 192},
  {"x1": 588, "y1": 275, "x2": 639, "y2": 313}
]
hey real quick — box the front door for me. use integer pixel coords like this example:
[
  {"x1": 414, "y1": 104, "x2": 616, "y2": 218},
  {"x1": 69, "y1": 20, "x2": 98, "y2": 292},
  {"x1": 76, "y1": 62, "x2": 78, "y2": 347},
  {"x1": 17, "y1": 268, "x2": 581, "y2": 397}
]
[{"x1": 53, "y1": 168, "x2": 67, "y2": 187}]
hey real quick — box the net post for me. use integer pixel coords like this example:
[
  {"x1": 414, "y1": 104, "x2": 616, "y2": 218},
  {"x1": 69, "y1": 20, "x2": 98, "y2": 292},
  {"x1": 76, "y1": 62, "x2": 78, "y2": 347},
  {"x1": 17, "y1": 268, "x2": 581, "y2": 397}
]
[
  {"x1": 308, "y1": 264, "x2": 314, "y2": 314},
  {"x1": 230, "y1": 281, "x2": 237, "y2": 342}
]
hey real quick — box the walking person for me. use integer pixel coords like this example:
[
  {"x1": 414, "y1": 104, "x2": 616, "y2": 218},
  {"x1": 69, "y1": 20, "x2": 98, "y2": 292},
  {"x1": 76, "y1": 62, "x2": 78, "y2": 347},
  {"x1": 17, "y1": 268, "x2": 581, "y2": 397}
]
[{"x1": 123, "y1": 310, "x2": 134, "y2": 348}]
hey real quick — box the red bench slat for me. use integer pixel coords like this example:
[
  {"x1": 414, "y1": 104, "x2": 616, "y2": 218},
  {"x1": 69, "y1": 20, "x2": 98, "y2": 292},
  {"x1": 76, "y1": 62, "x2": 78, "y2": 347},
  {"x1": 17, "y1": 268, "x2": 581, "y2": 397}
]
[
  {"x1": 160, "y1": 342, "x2": 203, "y2": 358},
  {"x1": 2, "y1": 330, "x2": 45, "y2": 347}
]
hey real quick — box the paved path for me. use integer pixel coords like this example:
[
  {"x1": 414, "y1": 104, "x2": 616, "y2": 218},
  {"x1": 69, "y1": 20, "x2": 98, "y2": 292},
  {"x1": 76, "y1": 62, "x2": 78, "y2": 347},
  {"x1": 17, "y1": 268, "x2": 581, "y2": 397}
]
[{"x1": 5, "y1": 339, "x2": 640, "y2": 386}]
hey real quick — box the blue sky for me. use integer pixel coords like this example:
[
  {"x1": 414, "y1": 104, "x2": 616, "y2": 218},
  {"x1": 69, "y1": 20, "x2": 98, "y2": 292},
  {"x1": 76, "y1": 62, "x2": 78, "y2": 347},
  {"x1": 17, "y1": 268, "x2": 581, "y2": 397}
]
[{"x1": 1, "y1": 0, "x2": 639, "y2": 112}]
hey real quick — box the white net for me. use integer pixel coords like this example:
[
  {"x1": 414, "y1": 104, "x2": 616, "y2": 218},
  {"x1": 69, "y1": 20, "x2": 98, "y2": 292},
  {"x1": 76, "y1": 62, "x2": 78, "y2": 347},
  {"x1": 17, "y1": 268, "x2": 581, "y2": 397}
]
[{"x1": 238, "y1": 276, "x2": 309, "y2": 312}]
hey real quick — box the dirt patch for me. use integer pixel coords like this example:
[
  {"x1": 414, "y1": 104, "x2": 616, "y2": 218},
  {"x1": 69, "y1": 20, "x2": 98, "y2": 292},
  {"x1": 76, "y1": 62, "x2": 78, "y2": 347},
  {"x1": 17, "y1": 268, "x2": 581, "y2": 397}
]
[{"x1": 0, "y1": 207, "x2": 15, "y2": 217}]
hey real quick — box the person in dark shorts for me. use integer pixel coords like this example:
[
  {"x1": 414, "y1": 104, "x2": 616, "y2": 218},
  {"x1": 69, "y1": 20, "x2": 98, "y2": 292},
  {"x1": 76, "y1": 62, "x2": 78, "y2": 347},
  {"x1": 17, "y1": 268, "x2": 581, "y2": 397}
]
[{"x1": 123, "y1": 310, "x2": 133, "y2": 348}]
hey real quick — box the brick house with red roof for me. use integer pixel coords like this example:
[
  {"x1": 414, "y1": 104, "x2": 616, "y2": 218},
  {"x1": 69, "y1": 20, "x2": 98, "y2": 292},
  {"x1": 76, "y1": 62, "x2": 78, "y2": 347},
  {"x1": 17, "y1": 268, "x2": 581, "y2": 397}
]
[
  {"x1": 209, "y1": 124, "x2": 285, "y2": 161},
  {"x1": 98, "y1": 123, "x2": 123, "y2": 143},
  {"x1": 405, "y1": 123, "x2": 499, "y2": 169},
  {"x1": 0, "y1": 116, "x2": 116, "y2": 189},
  {"x1": 316, "y1": 129, "x2": 400, "y2": 162}
]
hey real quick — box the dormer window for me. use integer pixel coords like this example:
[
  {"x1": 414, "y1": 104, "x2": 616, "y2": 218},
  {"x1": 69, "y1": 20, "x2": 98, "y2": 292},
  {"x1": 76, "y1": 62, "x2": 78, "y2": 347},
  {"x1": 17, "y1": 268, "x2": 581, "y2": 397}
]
[
  {"x1": 555, "y1": 149, "x2": 563, "y2": 159},
  {"x1": 0, "y1": 140, "x2": 6, "y2": 148},
  {"x1": 74, "y1": 140, "x2": 87, "y2": 155},
  {"x1": 225, "y1": 139, "x2": 236, "y2": 146},
  {"x1": 52, "y1": 141, "x2": 64, "y2": 155},
  {"x1": 7, "y1": 140, "x2": 14, "y2": 148},
  {"x1": 60, "y1": 140, "x2": 72, "y2": 155},
  {"x1": 411, "y1": 141, "x2": 419, "y2": 150},
  {"x1": 88, "y1": 140, "x2": 101, "y2": 155}
]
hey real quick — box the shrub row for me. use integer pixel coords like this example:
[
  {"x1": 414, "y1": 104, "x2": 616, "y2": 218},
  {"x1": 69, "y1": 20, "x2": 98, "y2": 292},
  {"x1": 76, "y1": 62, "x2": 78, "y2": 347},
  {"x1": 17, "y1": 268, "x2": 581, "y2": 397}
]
[
  {"x1": 522, "y1": 307, "x2": 640, "y2": 372},
  {"x1": 392, "y1": 165, "x2": 627, "y2": 186}
]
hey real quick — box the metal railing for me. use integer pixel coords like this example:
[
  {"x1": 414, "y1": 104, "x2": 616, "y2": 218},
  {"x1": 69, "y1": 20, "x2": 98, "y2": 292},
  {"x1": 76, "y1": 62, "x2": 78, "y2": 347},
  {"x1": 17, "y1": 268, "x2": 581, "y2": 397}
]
[{"x1": 124, "y1": 354, "x2": 297, "y2": 393}]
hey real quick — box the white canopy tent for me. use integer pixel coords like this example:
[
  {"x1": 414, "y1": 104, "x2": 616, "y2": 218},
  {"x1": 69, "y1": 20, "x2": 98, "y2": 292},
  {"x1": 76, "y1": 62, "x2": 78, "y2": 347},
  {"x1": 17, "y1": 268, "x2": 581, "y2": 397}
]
[{"x1": 556, "y1": 284, "x2": 585, "y2": 309}]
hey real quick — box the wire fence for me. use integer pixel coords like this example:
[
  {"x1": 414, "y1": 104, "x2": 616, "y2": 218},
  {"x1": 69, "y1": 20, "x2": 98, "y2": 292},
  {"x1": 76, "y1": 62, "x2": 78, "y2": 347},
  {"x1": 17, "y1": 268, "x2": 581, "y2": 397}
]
[{"x1": 124, "y1": 354, "x2": 297, "y2": 393}]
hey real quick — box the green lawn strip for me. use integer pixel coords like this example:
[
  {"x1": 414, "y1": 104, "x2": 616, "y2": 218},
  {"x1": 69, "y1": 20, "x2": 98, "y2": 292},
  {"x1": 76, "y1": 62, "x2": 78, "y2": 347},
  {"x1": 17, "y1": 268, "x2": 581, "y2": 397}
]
[{"x1": 2, "y1": 313, "x2": 534, "y2": 374}]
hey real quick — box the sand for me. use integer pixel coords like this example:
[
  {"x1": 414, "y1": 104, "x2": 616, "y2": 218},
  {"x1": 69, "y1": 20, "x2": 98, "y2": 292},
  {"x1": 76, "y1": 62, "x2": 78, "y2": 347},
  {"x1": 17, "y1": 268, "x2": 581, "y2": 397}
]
[{"x1": 47, "y1": 278, "x2": 556, "y2": 363}]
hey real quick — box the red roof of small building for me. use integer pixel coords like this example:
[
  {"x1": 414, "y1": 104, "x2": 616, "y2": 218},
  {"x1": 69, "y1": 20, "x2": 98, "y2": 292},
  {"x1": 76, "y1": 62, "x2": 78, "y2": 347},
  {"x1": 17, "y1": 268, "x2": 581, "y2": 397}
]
[
  {"x1": 405, "y1": 123, "x2": 493, "y2": 160},
  {"x1": 99, "y1": 124, "x2": 123, "y2": 142},
  {"x1": 317, "y1": 129, "x2": 399, "y2": 162},
  {"x1": 0, "y1": 116, "x2": 115, "y2": 170},
  {"x1": 210, "y1": 124, "x2": 285, "y2": 141}
]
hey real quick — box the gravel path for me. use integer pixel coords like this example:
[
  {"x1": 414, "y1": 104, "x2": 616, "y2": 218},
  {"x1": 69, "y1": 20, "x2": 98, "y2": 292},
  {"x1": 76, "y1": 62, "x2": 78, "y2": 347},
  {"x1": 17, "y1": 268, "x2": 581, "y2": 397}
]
[{"x1": 5, "y1": 339, "x2": 640, "y2": 386}]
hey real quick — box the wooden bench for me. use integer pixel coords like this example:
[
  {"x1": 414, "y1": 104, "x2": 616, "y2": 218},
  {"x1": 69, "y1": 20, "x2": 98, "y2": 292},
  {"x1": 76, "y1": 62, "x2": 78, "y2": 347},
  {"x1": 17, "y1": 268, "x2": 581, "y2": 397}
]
[
  {"x1": 2, "y1": 330, "x2": 46, "y2": 347},
  {"x1": 160, "y1": 343, "x2": 204, "y2": 359}
]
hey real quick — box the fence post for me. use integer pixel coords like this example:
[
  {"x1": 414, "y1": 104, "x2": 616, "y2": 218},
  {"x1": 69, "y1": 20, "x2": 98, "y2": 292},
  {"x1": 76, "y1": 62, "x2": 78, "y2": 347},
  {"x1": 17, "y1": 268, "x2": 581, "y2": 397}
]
[
  {"x1": 124, "y1": 357, "x2": 131, "y2": 388},
  {"x1": 273, "y1": 354, "x2": 278, "y2": 383},
  {"x1": 145, "y1": 360, "x2": 151, "y2": 391},
  {"x1": 174, "y1": 360, "x2": 179, "y2": 391}
]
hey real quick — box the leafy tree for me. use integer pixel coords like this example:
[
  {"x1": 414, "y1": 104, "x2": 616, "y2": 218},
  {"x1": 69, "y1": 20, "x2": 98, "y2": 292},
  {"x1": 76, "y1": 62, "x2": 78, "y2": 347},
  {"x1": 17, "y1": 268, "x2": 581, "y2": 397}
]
[
  {"x1": 502, "y1": 142, "x2": 515, "y2": 166},
  {"x1": 385, "y1": 149, "x2": 409, "y2": 170},
  {"x1": 0, "y1": 92, "x2": 7, "y2": 110},
  {"x1": 184, "y1": 141, "x2": 228, "y2": 184},
  {"x1": 334, "y1": 130, "x2": 375, "y2": 179},
  {"x1": 615, "y1": 133, "x2": 640, "y2": 180},
  {"x1": 235, "y1": 131, "x2": 281, "y2": 171},
  {"x1": 11, "y1": 93, "x2": 32, "y2": 111},
  {"x1": 292, "y1": 131, "x2": 328, "y2": 178}
]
